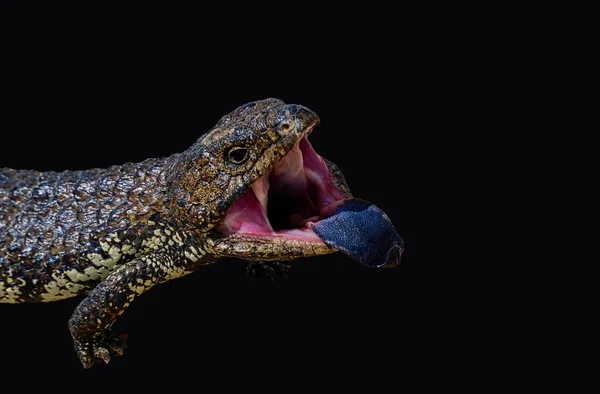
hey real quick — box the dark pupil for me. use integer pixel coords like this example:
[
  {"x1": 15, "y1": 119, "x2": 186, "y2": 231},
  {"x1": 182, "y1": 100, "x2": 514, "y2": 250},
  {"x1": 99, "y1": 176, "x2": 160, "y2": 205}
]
[{"x1": 229, "y1": 148, "x2": 248, "y2": 163}]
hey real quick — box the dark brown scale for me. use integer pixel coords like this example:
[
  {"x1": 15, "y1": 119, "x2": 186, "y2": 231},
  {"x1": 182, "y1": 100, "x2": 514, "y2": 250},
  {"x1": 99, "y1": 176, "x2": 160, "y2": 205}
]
[{"x1": 0, "y1": 159, "x2": 175, "y2": 297}]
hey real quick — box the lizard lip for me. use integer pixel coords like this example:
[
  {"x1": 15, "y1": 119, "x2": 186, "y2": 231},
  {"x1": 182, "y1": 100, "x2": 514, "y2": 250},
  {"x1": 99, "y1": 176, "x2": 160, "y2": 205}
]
[{"x1": 216, "y1": 132, "x2": 349, "y2": 243}]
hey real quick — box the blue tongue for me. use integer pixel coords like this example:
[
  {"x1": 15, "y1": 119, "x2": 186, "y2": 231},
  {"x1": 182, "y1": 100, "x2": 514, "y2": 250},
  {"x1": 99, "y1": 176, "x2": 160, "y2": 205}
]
[{"x1": 311, "y1": 199, "x2": 403, "y2": 268}]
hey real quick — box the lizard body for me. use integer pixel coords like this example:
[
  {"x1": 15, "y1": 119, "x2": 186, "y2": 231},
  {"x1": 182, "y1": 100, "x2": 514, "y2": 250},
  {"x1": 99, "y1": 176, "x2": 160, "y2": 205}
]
[{"x1": 1, "y1": 98, "x2": 354, "y2": 367}]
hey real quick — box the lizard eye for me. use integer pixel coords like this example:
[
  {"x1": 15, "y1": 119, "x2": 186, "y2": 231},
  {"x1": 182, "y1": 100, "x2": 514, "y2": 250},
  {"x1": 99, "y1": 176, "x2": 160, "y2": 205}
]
[{"x1": 226, "y1": 147, "x2": 250, "y2": 164}]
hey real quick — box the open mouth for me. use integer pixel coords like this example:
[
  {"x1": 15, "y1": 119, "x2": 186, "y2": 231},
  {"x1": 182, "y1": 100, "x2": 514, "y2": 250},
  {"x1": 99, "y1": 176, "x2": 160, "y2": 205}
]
[{"x1": 216, "y1": 124, "x2": 349, "y2": 244}]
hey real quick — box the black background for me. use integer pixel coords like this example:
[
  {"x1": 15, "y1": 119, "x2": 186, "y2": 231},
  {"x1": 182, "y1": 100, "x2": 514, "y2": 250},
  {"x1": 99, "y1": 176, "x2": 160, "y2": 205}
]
[{"x1": 0, "y1": 3, "x2": 429, "y2": 384}]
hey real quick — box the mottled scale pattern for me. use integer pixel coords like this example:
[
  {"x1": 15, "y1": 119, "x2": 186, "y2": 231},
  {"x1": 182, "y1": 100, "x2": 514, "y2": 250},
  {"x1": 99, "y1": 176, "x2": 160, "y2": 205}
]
[
  {"x1": 0, "y1": 158, "x2": 177, "y2": 303},
  {"x1": 67, "y1": 235, "x2": 210, "y2": 368}
]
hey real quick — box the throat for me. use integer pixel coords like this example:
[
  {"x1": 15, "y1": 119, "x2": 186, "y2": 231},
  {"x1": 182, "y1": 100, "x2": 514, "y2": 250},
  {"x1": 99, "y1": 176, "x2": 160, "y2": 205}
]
[{"x1": 267, "y1": 182, "x2": 320, "y2": 231}]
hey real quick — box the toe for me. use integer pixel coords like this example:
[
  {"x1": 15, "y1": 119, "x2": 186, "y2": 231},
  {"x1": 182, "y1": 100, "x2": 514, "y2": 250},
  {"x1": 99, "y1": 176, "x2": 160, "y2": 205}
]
[
  {"x1": 109, "y1": 333, "x2": 128, "y2": 356},
  {"x1": 93, "y1": 347, "x2": 111, "y2": 364}
]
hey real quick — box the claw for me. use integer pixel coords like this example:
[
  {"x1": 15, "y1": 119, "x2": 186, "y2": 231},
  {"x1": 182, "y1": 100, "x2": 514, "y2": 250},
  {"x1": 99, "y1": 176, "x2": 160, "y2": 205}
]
[
  {"x1": 73, "y1": 330, "x2": 129, "y2": 368},
  {"x1": 82, "y1": 360, "x2": 94, "y2": 369},
  {"x1": 109, "y1": 333, "x2": 128, "y2": 356}
]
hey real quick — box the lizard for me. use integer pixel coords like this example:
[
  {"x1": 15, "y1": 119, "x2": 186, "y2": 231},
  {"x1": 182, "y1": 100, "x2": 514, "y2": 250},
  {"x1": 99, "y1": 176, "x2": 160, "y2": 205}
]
[{"x1": 0, "y1": 98, "x2": 396, "y2": 368}]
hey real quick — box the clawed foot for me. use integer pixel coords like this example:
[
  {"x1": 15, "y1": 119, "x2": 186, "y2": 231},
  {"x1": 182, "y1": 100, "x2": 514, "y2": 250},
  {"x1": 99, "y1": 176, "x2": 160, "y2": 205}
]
[
  {"x1": 73, "y1": 329, "x2": 128, "y2": 368},
  {"x1": 245, "y1": 261, "x2": 290, "y2": 280}
]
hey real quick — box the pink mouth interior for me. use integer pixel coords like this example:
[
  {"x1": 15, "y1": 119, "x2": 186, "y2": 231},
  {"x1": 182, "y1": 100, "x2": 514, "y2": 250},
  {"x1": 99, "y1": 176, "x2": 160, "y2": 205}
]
[{"x1": 217, "y1": 137, "x2": 347, "y2": 242}]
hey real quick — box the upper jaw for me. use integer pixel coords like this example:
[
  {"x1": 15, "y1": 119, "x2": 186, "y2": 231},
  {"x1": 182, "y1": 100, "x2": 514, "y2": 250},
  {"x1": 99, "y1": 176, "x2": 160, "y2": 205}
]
[
  {"x1": 302, "y1": 119, "x2": 319, "y2": 137},
  {"x1": 285, "y1": 104, "x2": 320, "y2": 135},
  {"x1": 274, "y1": 104, "x2": 320, "y2": 148}
]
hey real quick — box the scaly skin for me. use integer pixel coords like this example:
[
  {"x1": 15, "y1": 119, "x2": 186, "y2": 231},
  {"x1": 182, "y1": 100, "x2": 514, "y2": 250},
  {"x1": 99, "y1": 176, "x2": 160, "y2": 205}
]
[{"x1": 0, "y1": 98, "x2": 350, "y2": 368}]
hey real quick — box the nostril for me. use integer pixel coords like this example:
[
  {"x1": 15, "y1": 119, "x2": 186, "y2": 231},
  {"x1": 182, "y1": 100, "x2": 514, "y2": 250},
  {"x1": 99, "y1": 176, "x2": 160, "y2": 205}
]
[
  {"x1": 277, "y1": 104, "x2": 320, "y2": 130},
  {"x1": 291, "y1": 106, "x2": 318, "y2": 124}
]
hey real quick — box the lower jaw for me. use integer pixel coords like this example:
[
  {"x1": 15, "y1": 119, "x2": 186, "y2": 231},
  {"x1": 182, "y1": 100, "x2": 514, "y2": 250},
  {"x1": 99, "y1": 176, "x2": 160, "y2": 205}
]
[{"x1": 211, "y1": 233, "x2": 337, "y2": 261}]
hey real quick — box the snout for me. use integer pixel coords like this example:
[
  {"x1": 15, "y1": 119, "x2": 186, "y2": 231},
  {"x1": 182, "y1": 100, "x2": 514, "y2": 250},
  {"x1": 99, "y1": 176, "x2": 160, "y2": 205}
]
[{"x1": 281, "y1": 104, "x2": 320, "y2": 133}]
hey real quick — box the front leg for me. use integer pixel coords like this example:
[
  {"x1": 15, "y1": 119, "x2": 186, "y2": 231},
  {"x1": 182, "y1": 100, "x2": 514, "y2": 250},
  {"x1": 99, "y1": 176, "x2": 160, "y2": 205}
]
[{"x1": 68, "y1": 250, "x2": 188, "y2": 368}]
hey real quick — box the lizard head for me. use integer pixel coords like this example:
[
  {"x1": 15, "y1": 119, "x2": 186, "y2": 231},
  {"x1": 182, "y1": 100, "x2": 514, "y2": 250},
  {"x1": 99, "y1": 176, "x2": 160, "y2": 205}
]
[{"x1": 169, "y1": 98, "x2": 352, "y2": 260}]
